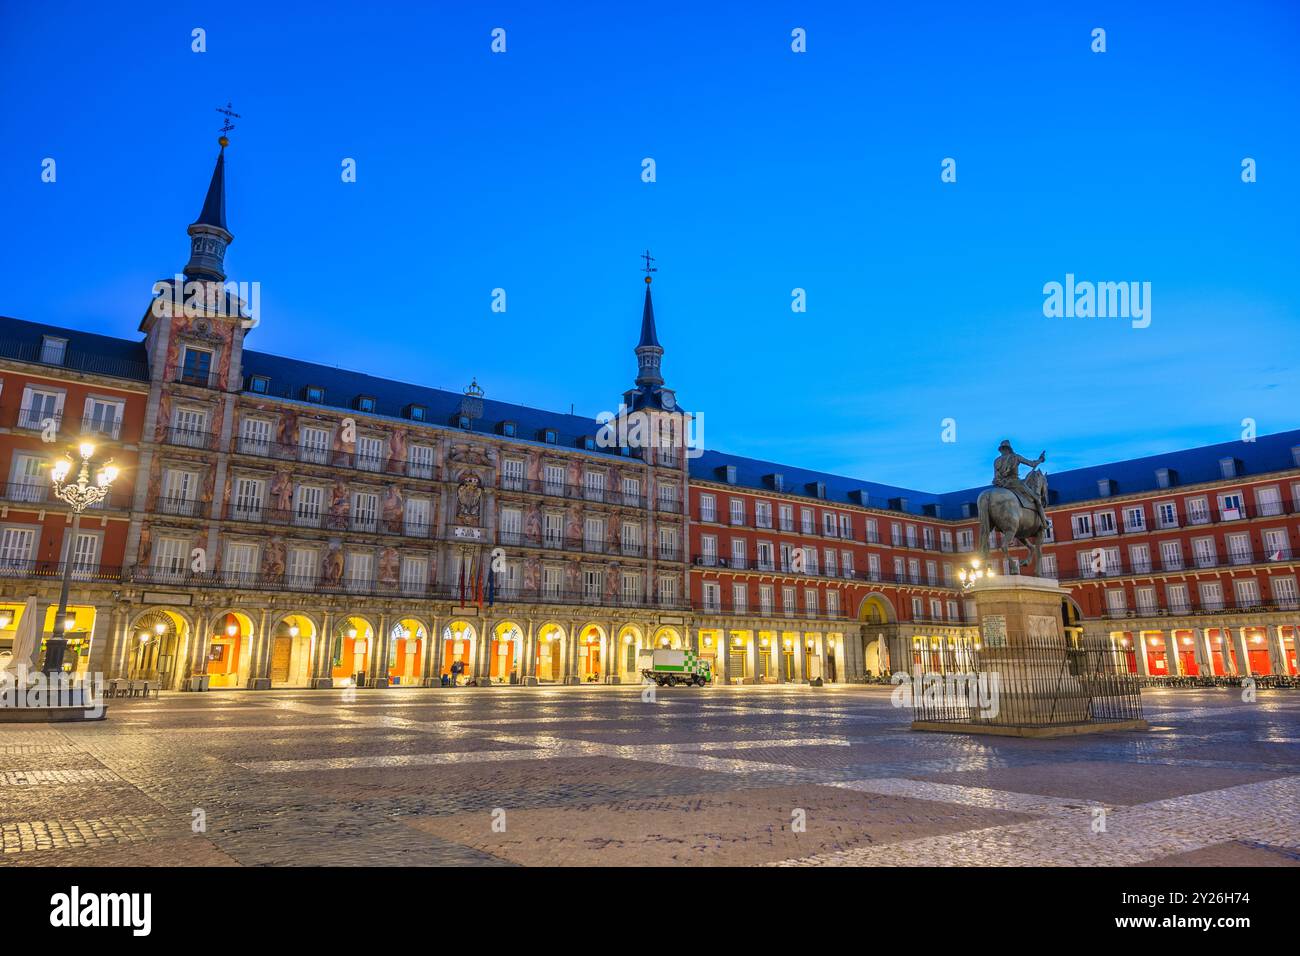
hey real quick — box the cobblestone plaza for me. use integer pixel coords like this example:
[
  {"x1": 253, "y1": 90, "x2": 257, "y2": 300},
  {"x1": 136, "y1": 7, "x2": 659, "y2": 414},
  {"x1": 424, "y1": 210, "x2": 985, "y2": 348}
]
[{"x1": 1, "y1": 685, "x2": 1295, "y2": 867}]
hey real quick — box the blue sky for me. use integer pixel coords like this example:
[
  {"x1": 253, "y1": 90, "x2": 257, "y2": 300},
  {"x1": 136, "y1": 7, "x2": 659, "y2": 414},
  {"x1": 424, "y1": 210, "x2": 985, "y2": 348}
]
[{"x1": 2, "y1": 0, "x2": 1297, "y2": 490}]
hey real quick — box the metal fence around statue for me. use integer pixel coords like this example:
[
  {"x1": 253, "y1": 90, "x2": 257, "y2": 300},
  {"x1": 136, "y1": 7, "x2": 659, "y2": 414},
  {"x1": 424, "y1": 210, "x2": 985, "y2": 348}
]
[{"x1": 906, "y1": 638, "x2": 1143, "y2": 728}]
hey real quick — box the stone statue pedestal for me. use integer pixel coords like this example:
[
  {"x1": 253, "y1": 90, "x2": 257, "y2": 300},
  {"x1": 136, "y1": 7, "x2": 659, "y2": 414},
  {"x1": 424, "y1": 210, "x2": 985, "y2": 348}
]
[{"x1": 912, "y1": 574, "x2": 1147, "y2": 738}]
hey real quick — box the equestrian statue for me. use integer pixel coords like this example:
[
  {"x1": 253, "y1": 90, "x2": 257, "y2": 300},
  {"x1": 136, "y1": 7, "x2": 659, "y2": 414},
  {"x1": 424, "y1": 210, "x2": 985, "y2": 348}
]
[{"x1": 977, "y1": 440, "x2": 1050, "y2": 575}]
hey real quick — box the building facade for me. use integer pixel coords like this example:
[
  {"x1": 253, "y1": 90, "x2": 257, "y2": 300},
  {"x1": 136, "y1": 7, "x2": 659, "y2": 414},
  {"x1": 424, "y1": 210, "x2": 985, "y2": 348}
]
[{"x1": 1, "y1": 142, "x2": 1298, "y2": 687}]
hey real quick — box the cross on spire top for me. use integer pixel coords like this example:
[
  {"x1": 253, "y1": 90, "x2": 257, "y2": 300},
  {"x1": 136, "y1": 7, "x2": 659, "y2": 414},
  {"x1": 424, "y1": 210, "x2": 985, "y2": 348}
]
[
  {"x1": 215, "y1": 101, "x2": 240, "y2": 146},
  {"x1": 641, "y1": 249, "x2": 657, "y2": 284}
]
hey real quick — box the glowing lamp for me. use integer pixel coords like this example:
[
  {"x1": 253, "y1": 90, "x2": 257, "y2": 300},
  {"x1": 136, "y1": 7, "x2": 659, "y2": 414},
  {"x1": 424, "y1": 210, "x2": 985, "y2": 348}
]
[{"x1": 226, "y1": 623, "x2": 238, "y2": 636}]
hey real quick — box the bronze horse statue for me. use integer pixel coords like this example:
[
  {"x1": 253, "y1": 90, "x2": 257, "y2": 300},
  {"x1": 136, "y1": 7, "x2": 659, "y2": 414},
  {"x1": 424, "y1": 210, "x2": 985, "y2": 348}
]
[{"x1": 977, "y1": 469, "x2": 1049, "y2": 574}]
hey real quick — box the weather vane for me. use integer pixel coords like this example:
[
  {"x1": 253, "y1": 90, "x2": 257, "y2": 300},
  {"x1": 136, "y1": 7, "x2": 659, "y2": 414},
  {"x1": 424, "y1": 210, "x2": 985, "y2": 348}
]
[
  {"x1": 215, "y1": 102, "x2": 240, "y2": 145},
  {"x1": 641, "y1": 249, "x2": 657, "y2": 284}
]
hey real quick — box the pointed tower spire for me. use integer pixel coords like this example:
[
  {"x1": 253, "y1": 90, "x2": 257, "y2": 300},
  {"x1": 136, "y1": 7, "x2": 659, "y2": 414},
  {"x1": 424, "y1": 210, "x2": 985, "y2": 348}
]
[
  {"x1": 184, "y1": 113, "x2": 237, "y2": 282},
  {"x1": 634, "y1": 250, "x2": 664, "y2": 387}
]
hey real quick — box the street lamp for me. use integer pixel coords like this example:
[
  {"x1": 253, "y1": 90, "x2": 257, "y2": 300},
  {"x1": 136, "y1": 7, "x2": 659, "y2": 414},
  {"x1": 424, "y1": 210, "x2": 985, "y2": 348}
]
[
  {"x1": 46, "y1": 442, "x2": 119, "y2": 674},
  {"x1": 956, "y1": 557, "x2": 994, "y2": 593}
]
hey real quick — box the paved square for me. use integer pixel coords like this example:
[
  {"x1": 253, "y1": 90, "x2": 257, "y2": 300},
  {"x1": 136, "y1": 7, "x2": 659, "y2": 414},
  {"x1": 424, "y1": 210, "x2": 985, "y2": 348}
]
[{"x1": 0, "y1": 686, "x2": 1296, "y2": 867}]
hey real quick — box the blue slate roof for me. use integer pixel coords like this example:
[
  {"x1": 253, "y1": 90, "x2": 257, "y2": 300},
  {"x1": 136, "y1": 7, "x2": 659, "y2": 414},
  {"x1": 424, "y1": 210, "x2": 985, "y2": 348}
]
[
  {"x1": 0, "y1": 315, "x2": 149, "y2": 381},
  {"x1": 240, "y1": 348, "x2": 627, "y2": 455},
  {"x1": 2, "y1": 315, "x2": 1297, "y2": 516},
  {"x1": 637, "y1": 285, "x2": 660, "y2": 348}
]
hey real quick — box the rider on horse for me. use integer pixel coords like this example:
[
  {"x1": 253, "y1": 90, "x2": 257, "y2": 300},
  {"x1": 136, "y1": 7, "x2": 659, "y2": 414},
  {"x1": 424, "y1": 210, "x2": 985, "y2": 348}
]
[{"x1": 993, "y1": 440, "x2": 1048, "y2": 531}]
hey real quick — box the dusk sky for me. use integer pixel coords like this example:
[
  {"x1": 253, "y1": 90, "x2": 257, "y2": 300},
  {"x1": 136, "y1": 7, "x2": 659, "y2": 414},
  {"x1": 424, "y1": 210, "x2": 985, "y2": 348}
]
[{"x1": 2, "y1": 0, "x2": 1297, "y2": 490}]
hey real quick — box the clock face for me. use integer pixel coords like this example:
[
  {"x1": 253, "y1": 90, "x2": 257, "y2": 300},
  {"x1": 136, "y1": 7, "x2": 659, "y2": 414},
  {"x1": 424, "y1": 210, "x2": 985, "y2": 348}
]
[{"x1": 662, "y1": 392, "x2": 675, "y2": 410}]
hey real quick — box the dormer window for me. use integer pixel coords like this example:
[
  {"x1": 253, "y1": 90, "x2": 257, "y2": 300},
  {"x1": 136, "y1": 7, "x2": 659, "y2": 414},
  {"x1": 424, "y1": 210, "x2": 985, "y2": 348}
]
[
  {"x1": 355, "y1": 395, "x2": 377, "y2": 414},
  {"x1": 249, "y1": 375, "x2": 270, "y2": 394},
  {"x1": 499, "y1": 421, "x2": 517, "y2": 438},
  {"x1": 304, "y1": 385, "x2": 325, "y2": 404},
  {"x1": 406, "y1": 404, "x2": 427, "y2": 422},
  {"x1": 542, "y1": 429, "x2": 557, "y2": 444},
  {"x1": 456, "y1": 413, "x2": 471, "y2": 429},
  {"x1": 40, "y1": 336, "x2": 68, "y2": 365},
  {"x1": 582, "y1": 436, "x2": 596, "y2": 451}
]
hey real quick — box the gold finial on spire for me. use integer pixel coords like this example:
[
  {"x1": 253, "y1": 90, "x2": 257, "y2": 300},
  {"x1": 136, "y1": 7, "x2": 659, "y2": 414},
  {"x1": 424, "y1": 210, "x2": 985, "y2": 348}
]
[{"x1": 216, "y1": 101, "x2": 240, "y2": 148}]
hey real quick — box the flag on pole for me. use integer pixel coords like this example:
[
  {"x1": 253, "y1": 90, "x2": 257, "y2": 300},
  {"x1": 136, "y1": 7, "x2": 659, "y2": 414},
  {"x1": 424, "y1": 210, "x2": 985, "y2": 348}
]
[
  {"x1": 487, "y1": 564, "x2": 496, "y2": 607},
  {"x1": 458, "y1": 557, "x2": 465, "y2": 603}
]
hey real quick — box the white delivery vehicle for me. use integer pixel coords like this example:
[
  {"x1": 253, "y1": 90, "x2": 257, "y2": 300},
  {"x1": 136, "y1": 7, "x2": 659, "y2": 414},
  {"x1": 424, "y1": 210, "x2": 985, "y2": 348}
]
[{"x1": 641, "y1": 648, "x2": 712, "y2": 687}]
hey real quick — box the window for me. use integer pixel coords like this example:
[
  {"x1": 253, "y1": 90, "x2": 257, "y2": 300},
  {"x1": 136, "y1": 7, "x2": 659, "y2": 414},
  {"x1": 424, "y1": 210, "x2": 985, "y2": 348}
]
[
  {"x1": 756, "y1": 541, "x2": 774, "y2": 571},
  {"x1": 501, "y1": 422, "x2": 516, "y2": 438},
  {"x1": 501, "y1": 458, "x2": 524, "y2": 491},
  {"x1": 756, "y1": 501, "x2": 773, "y2": 529},
  {"x1": 801, "y1": 509, "x2": 814, "y2": 534},
  {"x1": 1192, "y1": 537, "x2": 1217, "y2": 569},
  {"x1": 19, "y1": 386, "x2": 63, "y2": 431},
  {"x1": 543, "y1": 429, "x2": 557, "y2": 445},
  {"x1": 1226, "y1": 532, "x2": 1251, "y2": 565},
  {"x1": 161, "y1": 469, "x2": 198, "y2": 516},
  {"x1": 153, "y1": 536, "x2": 188, "y2": 581},
  {"x1": 356, "y1": 396, "x2": 376, "y2": 413},
  {"x1": 1095, "y1": 511, "x2": 1116, "y2": 536},
  {"x1": 841, "y1": 550, "x2": 854, "y2": 578},
  {"x1": 231, "y1": 478, "x2": 264, "y2": 521},
  {"x1": 238, "y1": 417, "x2": 273, "y2": 456},
  {"x1": 305, "y1": 385, "x2": 325, "y2": 404},
  {"x1": 0, "y1": 527, "x2": 36, "y2": 572},
  {"x1": 543, "y1": 465, "x2": 565, "y2": 497},
  {"x1": 345, "y1": 551, "x2": 374, "y2": 591},
  {"x1": 803, "y1": 588, "x2": 818, "y2": 616},
  {"x1": 926, "y1": 559, "x2": 937, "y2": 583},
  {"x1": 759, "y1": 585, "x2": 774, "y2": 615},
  {"x1": 621, "y1": 521, "x2": 642, "y2": 556},
  {"x1": 940, "y1": 529, "x2": 953, "y2": 552},
  {"x1": 405, "y1": 497, "x2": 431, "y2": 537},
  {"x1": 223, "y1": 543, "x2": 257, "y2": 585},
  {"x1": 658, "y1": 525, "x2": 678, "y2": 561},
  {"x1": 408, "y1": 444, "x2": 434, "y2": 479},
  {"x1": 823, "y1": 512, "x2": 837, "y2": 536},
  {"x1": 891, "y1": 522, "x2": 902, "y2": 546},
  {"x1": 1123, "y1": 506, "x2": 1146, "y2": 532},
  {"x1": 294, "y1": 485, "x2": 324, "y2": 528},
  {"x1": 622, "y1": 571, "x2": 643, "y2": 604},
  {"x1": 866, "y1": 518, "x2": 879, "y2": 543},
  {"x1": 356, "y1": 435, "x2": 384, "y2": 472},
  {"x1": 1218, "y1": 492, "x2": 1244, "y2": 520},
  {"x1": 732, "y1": 582, "x2": 748, "y2": 613},
  {"x1": 827, "y1": 591, "x2": 840, "y2": 616},
  {"x1": 1198, "y1": 580, "x2": 1223, "y2": 611},
  {"x1": 351, "y1": 492, "x2": 378, "y2": 531},
  {"x1": 400, "y1": 555, "x2": 428, "y2": 594},
  {"x1": 1159, "y1": 540, "x2": 1183, "y2": 571},
  {"x1": 180, "y1": 347, "x2": 213, "y2": 386},
  {"x1": 1129, "y1": 543, "x2": 1151, "y2": 573},
  {"x1": 730, "y1": 498, "x2": 745, "y2": 526},
  {"x1": 1039, "y1": 553, "x2": 1058, "y2": 577},
  {"x1": 1186, "y1": 496, "x2": 1210, "y2": 525},
  {"x1": 622, "y1": 476, "x2": 641, "y2": 505},
  {"x1": 9, "y1": 454, "x2": 46, "y2": 503},
  {"x1": 249, "y1": 375, "x2": 270, "y2": 394},
  {"x1": 779, "y1": 505, "x2": 794, "y2": 531},
  {"x1": 782, "y1": 586, "x2": 796, "y2": 616},
  {"x1": 1135, "y1": 586, "x2": 1157, "y2": 614},
  {"x1": 585, "y1": 517, "x2": 606, "y2": 552},
  {"x1": 1256, "y1": 486, "x2": 1283, "y2": 517},
  {"x1": 656, "y1": 575, "x2": 678, "y2": 605},
  {"x1": 40, "y1": 335, "x2": 68, "y2": 365},
  {"x1": 699, "y1": 494, "x2": 716, "y2": 522},
  {"x1": 82, "y1": 397, "x2": 124, "y2": 439},
  {"x1": 1104, "y1": 589, "x2": 1127, "y2": 615},
  {"x1": 300, "y1": 426, "x2": 330, "y2": 464},
  {"x1": 543, "y1": 512, "x2": 563, "y2": 548},
  {"x1": 583, "y1": 470, "x2": 606, "y2": 502},
  {"x1": 956, "y1": 529, "x2": 973, "y2": 552},
  {"x1": 1156, "y1": 501, "x2": 1178, "y2": 529},
  {"x1": 582, "y1": 569, "x2": 601, "y2": 601},
  {"x1": 1165, "y1": 582, "x2": 1190, "y2": 614},
  {"x1": 731, "y1": 538, "x2": 747, "y2": 570},
  {"x1": 1071, "y1": 513, "x2": 1093, "y2": 538},
  {"x1": 287, "y1": 548, "x2": 317, "y2": 588},
  {"x1": 839, "y1": 514, "x2": 853, "y2": 539},
  {"x1": 1272, "y1": 576, "x2": 1299, "y2": 610},
  {"x1": 1233, "y1": 577, "x2": 1261, "y2": 608},
  {"x1": 170, "y1": 407, "x2": 208, "y2": 447},
  {"x1": 702, "y1": 582, "x2": 721, "y2": 612},
  {"x1": 1263, "y1": 528, "x2": 1291, "y2": 561},
  {"x1": 906, "y1": 525, "x2": 918, "y2": 548}
]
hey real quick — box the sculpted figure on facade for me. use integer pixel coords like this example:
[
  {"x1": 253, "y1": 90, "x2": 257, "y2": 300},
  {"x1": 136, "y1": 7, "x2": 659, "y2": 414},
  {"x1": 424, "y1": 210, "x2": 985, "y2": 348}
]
[
  {"x1": 387, "y1": 428, "x2": 407, "y2": 474},
  {"x1": 328, "y1": 480, "x2": 350, "y2": 530},
  {"x1": 382, "y1": 485, "x2": 404, "y2": 532},
  {"x1": 270, "y1": 470, "x2": 293, "y2": 518},
  {"x1": 321, "y1": 544, "x2": 344, "y2": 586},
  {"x1": 378, "y1": 547, "x2": 400, "y2": 586},
  {"x1": 524, "y1": 556, "x2": 540, "y2": 593},
  {"x1": 565, "y1": 502, "x2": 582, "y2": 545},
  {"x1": 276, "y1": 408, "x2": 297, "y2": 449},
  {"x1": 261, "y1": 538, "x2": 286, "y2": 579}
]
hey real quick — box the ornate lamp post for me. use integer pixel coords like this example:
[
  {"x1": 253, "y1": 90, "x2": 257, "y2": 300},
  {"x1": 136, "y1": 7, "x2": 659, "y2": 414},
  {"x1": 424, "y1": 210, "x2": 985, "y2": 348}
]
[
  {"x1": 45, "y1": 442, "x2": 119, "y2": 675},
  {"x1": 956, "y1": 557, "x2": 994, "y2": 594}
]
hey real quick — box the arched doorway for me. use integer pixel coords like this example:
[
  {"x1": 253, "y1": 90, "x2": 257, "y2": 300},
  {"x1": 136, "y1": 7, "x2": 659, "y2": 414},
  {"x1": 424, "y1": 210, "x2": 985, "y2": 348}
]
[
  {"x1": 388, "y1": 618, "x2": 425, "y2": 685},
  {"x1": 269, "y1": 614, "x2": 315, "y2": 687},
  {"x1": 129, "y1": 609, "x2": 188, "y2": 688},
  {"x1": 442, "y1": 620, "x2": 476, "y2": 684},
  {"x1": 208, "y1": 611, "x2": 255, "y2": 688},
  {"x1": 653, "y1": 626, "x2": 682, "y2": 649},
  {"x1": 490, "y1": 621, "x2": 523, "y2": 684},
  {"x1": 617, "y1": 625, "x2": 644, "y2": 682},
  {"x1": 577, "y1": 624, "x2": 605, "y2": 683},
  {"x1": 330, "y1": 616, "x2": 375, "y2": 686},
  {"x1": 534, "y1": 623, "x2": 565, "y2": 683}
]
